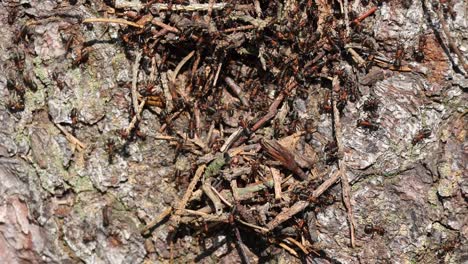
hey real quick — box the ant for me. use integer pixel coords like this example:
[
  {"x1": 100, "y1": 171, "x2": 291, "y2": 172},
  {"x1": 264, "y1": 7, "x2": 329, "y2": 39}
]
[
  {"x1": 357, "y1": 119, "x2": 379, "y2": 131},
  {"x1": 11, "y1": 51, "x2": 25, "y2": 72},
  {"x1": 393, "y1": 44, "x2": 405, "y2": 68},
  {"x1": 70, "y1": 108, "x2": 79, "y2": 126},
  {"x1": 71, "y1": 46, "x2": 89, "y2": 67},
  {"x1": 134, "y1": 128, "x2": 146, "y2": 140},
  {"x1": 22, "y1": 71, "x2": 37, "y2": 91},
  {"x1": 319, "y1": 92, "x2": 332, "y2": 114},
  {"x1": 412, "y1": 128, "x2": 431, "y2": 145},
  {"x1": 106, "y1": 139, "x2": 116, "y2": 164},
  {"x1": 7, "y1": 99, "x2": 25, "y2": 113},
  {"x1": 413, "y1": 34, "x2": 426, "y2": 62},
  {"x1": 363, "y1": 98, "x2": 379, "y2": 112},
  {"x1": 364, "y1": 224, "x2": 385, "y2": 237},
  {"x1": 52, "y1": 72, "x2": 66, "y2": 90},
  {"x1": 324, "y1": 141, "x2": 339, "y2": 164},
  {"x1": 304, "y1": 119, "x2": 315, "y2": 141},
  {"x1": 13, "y1": 25, "x2": 31, "y2": 44},
  {"x1": 7, "y1": 79, "x2": 25, "y2": 96},
  {"x1": 102, "y1": 205, "x2": 111, "y2": 227}
]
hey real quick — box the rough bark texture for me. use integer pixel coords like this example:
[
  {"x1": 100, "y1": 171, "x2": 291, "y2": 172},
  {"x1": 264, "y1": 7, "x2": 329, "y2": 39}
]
[{"x1": 0, "y1": 1, "x2": 467, "y2": 263}]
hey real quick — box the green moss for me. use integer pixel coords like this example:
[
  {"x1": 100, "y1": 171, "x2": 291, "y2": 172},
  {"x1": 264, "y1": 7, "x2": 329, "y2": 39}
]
[
  {"x1": 33, "y1": 57, "x2": 51, "y2": 85},
  {"x1": 70, "y1": 175, "x2": 94, "y2": 193}
]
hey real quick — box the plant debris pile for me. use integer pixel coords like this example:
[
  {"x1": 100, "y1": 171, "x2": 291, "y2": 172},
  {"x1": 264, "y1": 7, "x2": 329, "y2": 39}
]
[{"x1": 84, "y1": 0, "x2": 465, "y2": 262}]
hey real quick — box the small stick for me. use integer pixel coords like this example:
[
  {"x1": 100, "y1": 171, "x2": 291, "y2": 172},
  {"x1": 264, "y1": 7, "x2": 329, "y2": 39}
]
[
  {"x1": 251, "y1": 81, "x2": 296, "y2": 132},
  {"x1": 343, "y1": 0, "x2": 350, "y2": 36},
  {"x1": 131, "y1": 51, "x2": 142, "y2": 120},
  {"x1": 115, "y1": 1, "x2": 228, "y2": 11},
  {"x1": 55, "y1": 123, "x2": 86, "y2": 150},
  {"x1": 224, "y1": 77, "x2": 249, "y2": 107},
  {"x1": 351, "y1": 6, "x2": 377, "y2": 25},
  {"x1": 270, "y1": 167, "x2": 282, "y2": 200},
  {"x1": 347, "y1": 47, "x2": 366, "y2": 67},
  {"x1": 220, "y1": 127, "x2": 244, "y2": 153},
  {"x1": 180, "y1": 209, "x2": 228, "y2": 222},
  {"x1": 82, "y1": 18, "x2": 143, "y2": 28},
  {"x1": 124, "y1": 98, "x2": 147, "y2": 136},
  {"x1": 154, "y1": 135, "x2": 177, "y2": 141},
  {"x1": 202, "y1": 180, "x2": 224, "y2": 215},
  {"x1": 236, "y1": 218, "x2": 269, "y2": 233},
  {"x1": 140, "y1": 207, "x2": 172, "y2": 234},
  {"x1": 266, "y1": 200, "x2": 309, "y2": 232},
  {"x1": 159, "y1": 109, "x2": 183, "y2": 132},
  {"x1": 278, "y1": 242, "x2": 299, "y2": 257},
  {"x1": 152, "y1": 28, "x2": 169, "y2": 39},
  {"x1": 311, "y1": 170, "x2": 341, "y2": 198},
  {"x1": 222, "y1": 24, "x2": 256, "y2": 33},
  {"x1": 194, "y1": 103, "x2": 201, "y2": 137},
  {"x1": 151, "y1": 19, "x2": 180, "y2": 33},
  {"x1": 213, "y1": 62, "x2": 223, "y2": 87},
  {"x1": 151, "y1": 3, "x2": 227, "y2": 12},
  {"x1": 264, "y1": 170, "x2": 341, "y2": 232},
  {"x1": 206, "y1": 122, "x2": 215, "y2": 146},
  {"x1": 171, "y1": 51, "x2": 195, "y2": 84},
  {"x1": 173, "y1": 165, "x2": 206, "y2": 222},
  {"x1": 332, "y1": 76, "x2": 356, "y2": 248},
  {"x1": 284, "y1": 237, "x2": 309, "y2": 255},
  {"x1": 211, "y1": 185, "x2": 233, "y2": 207}
]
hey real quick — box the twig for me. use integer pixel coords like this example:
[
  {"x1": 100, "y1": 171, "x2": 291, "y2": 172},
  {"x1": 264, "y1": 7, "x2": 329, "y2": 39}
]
[
  {"x1": 220, "y1": 127, "x2": 244, "y2": 153},
  {"x1": 264, "y1": 170, "x2": 341, "y2": 232},
  {"x1": 237, "y1": 218, "x2": 269, "y2": 233},
  {"x1": 131, "y1": 51, "x2": 142, "y2": 119},
  {"x1": 222, "y1": 24, "x2": 256, "y2": 33},
  {"x1": 116, "y1": 1, "x2": 228, "y2": 11},
  {"x1": 55, "y1": 123, "x2": 86, "y2": 150},
  {"x1": 265, "y1": 200, "x2": 309, "y2": 232},
  {"x1": 278, "y1": 242, "x2": 299, "y2": 257},
  {"x1": 284, "y1": 237, "x2": 309, "y2": 255},
  {"x1": 311, "y1": 170, "x2": 341, "y2": 198},
  {"x1": 151, "y1": 19, "x2": 180, "y2": 33},
  {"x1": 343, "y1": 0, "x2": 350, "y2": 36},
  {"x1": 152, "y1": 3, "x2": 227, "y2": 12},
  {"x1": 124, "y1": 98, "x2": 146, "y2": 136},
  {"x1": 180, "y1": 209, "x2": 228, "y2": 222},
  {"x1": 172, "y1": 165, "x2": 206, "y2": 225},
  {"x1": 270, "y1": 167, "x2": 282, "y2": 200},
  {"x1": 159, "y1": 109, "x2": 183, "y2": 132},
  {"x1": 251, "y1": 81, "x2": 296, "y2": 132},
  {"x1": 346, "y1": 47, "x2": 366, "y2": 67},
  {"x1": 211, "y1": 186, "x2": 233, "y2": 207},
  {"x1": 82, "y1": 18, "x2": 143, "y2": 28},
  {"x1": 351, "y1": 6, "x2": 377, "y2": 25},
  {"x1": 213, "y1": 62, "x2": 223, "y2": 87},
  {"x1": 332, "y1": 76, "x2": 356, "y2": 248},
  {"x1": 236, "y1": 179, "x2": 274, "y2": 200},
  {"x1": 171, "y1": 51, "x2": 195, "y2": 84},
  {"x1": 140, "y1": 207, "x2": 172, "y2": 234},
  {"x1": 202, "y1": 179, "x2": 223, "y2": 215},
  {"x1": 224, "y1": 77, "x2": 249, "y2": 107}
]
